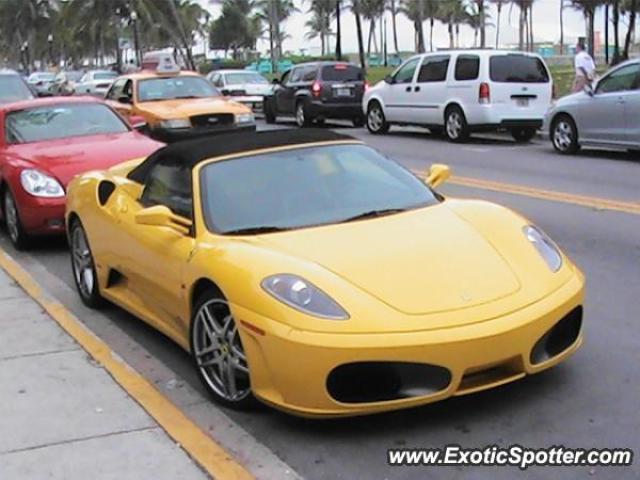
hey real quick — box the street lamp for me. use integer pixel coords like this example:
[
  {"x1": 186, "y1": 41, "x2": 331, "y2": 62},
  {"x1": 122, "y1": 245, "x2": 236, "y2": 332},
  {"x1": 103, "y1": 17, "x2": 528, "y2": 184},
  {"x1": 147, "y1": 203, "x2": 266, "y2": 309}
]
[
  {"x1": 47, "y1": 34, "x2": 54, "y2": 66},
  {"x1": 131, "y1": 10, "x2": 140, "y2": 66}
]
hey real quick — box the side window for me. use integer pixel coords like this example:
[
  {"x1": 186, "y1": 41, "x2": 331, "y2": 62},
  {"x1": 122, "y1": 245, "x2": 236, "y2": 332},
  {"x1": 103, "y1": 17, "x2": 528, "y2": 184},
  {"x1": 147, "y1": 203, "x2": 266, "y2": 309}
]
[
  {"x1": 393, "y1": 58, "x2": 420, "y2": 84},
  {"x1": 596, "y1": 64, "x2": 640, "y2": 94},
  {"x1": 140, "y1": 159, "x2": 193, "y2": 219},
  {"x1": 289, "y1": 68, "x2": 303, "y2": 83},
  {"x1": 123, "y1": 80, "x2": 133, "y2": 99},
  {"x1": 280, "y1": 70, "x2": 291, "y2": 84},
  {"x1": 455, "y1": 55, "x2": 480, "y2": 81},
  {"x1": 106, "y1": 78, "x2": 126, "y2": 101},
  {"x1": 417, "y1": 55, "x2": 450, "y2": 83},
  {"x1": 302, "y1": 66, "x2": 317, "y2": 82}
]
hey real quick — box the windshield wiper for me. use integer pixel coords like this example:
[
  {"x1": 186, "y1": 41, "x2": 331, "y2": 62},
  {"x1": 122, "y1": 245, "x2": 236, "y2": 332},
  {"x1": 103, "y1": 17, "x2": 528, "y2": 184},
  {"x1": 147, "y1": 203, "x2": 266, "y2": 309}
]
[
  {"x1": 341, "y1": 208, "x2": 408, "y2": 223},
  {"x1": 223, "y1": 226, "x2": 290, "y2": 235}
]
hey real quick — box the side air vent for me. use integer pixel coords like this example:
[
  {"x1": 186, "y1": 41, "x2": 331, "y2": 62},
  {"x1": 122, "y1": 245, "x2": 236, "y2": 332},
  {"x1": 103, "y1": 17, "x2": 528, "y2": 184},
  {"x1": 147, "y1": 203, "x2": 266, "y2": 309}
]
[{"x1": 98, "y1": 181, "x2": 116, "y2": 206}]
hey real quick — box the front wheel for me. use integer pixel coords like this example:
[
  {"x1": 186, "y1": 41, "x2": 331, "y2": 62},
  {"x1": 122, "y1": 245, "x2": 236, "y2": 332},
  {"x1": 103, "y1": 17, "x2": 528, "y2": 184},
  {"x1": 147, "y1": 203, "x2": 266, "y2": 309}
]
[
  {"x1": 69, "y1": 219, "x2": 104, "y2": 308},
  {"x1": 295, "y1": 101, "x2": 312, "y2": 128},
  {"x1": 551, "y1": 115, "x2": 580, "y2": 154},
  {"x1": 191, "y1": 289, "x2": 258, "y2": 410},
  {"x1": 445, "y1": 106, "x2": 470, "y2": 143},
  {"x1": 3, "y1": 189, "x2": 31, "y2": 250},
  {"x1": 511, "y1": 127, "x2": 537, "y2": 143},
  {"x1": 366, "y1": 102, "x2": 390, "y2": 134}
]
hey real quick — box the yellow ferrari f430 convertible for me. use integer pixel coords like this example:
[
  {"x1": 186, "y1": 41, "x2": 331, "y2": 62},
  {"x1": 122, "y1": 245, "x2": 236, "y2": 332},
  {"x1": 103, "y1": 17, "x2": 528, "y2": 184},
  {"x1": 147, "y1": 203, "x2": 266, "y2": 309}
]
[{"x1": 65, "y1": 129, "x2": 584, "y2": 417}]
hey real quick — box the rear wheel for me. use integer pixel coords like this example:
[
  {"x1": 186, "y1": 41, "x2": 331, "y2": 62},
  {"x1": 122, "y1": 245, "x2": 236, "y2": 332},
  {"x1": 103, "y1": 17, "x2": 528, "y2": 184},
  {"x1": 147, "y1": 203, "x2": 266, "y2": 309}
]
[
  {"x1": 511, "y1": 127, "x2": 537, "y2": 143},
  {"x1": 366, "y1": 102, "x2": 390, "y2": 134},
  {"x1": 444, "y1": 106, "x2": 470, "y2": 143},
  {"x1": 3, "y1": 189, "x2": 30, "y2": 250},
  {"x1": 69, "y1": 219, "x2": 104, "y2": 308},
  {"x1": 295, "y1": 101, "x2": 312, "y2": 128},
  {"x1": 191, "y1": 288, "x2": 257, "y2": 410},
  {"x1": 551, "y1": 115, "x2": 580, "y2": 154}
]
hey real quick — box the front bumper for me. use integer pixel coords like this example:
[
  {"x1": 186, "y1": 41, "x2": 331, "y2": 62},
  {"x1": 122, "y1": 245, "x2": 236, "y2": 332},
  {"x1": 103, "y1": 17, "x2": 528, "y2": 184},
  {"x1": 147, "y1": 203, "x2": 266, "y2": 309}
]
[
  {"x1": 234, "y1": 273, "x2": 584, "y2": 417},
  {"x1": 14, "y1": 195, "x2": 66, "y2": 236},
  {"x1": 232, "y1": 96, "x2": 265, "y2": 113},
  {"x1": 150, "y1": 123, "x2": 256, "y2": 143},
  {"x1": 307, "y1": 101, "x2": 364, "y2": 120}
]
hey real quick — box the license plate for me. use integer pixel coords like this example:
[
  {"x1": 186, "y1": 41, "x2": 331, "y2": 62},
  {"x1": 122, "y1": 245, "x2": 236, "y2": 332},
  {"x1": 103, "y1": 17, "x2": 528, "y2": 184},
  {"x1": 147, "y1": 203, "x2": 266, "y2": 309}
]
[
  {"x1": 336, "y1": 88, "x2": 352, "y2": 97},
  {"x1": 516, "y1": 98, "x2": 529, "y2": 107}
]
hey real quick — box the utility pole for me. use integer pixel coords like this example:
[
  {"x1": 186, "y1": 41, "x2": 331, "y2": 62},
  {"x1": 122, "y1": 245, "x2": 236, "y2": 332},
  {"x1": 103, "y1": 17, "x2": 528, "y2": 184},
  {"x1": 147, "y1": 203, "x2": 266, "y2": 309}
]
[{"x1": 335, "y1": 0, "x2": 342, "y2": 60}]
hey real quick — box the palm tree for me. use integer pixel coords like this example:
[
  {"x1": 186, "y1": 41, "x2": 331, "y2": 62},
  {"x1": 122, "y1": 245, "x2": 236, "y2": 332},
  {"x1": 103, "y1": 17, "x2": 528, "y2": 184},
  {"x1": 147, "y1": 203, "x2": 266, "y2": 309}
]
[
  {"x1": 571, "y1": 0, "x2": 601, "y2": 57},
  {"x1": 473, "y1": 0, "x2": 487, "y2": 47},
  {"x1": 388, "y1": 0, "x2": 399, "y2": 53},
  {"x1": 612, "y1": 0, "x2": 621, "y2": 63},
  {"x1": 360, "y1": 0, "x2": 386, "y2": 56},
  {"x1": 622, "y1": 0, "x2": 637, "y2": 60},
  {"x1": 439, "y1": 0, "x2": 467, "y2": 49},
  {"x1": 351, "y1": 0, "x2": 367, "y2": 72},
  {"x1": 304, "y1": 1, "x2": 333, "y2": 56},
  {"x1": 256, "y1": 0, "x2": 296, "y2": 61},
  {"x1": 491, "y1": 0, "x2": 505, "y2": 48},
  {"x1": 399, "y1": 0, "x2": 428, "y2": 53},
  {"x1": 467, "y1": 3, "x2": 493, "y2": 46}
]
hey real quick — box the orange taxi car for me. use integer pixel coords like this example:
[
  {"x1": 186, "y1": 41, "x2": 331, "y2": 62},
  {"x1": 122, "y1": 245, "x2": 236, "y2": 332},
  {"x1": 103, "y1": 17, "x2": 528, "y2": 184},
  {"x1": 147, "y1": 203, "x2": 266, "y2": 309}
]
[{"x1": 105, "y1": 52, "x2": 255, "y2": 142}]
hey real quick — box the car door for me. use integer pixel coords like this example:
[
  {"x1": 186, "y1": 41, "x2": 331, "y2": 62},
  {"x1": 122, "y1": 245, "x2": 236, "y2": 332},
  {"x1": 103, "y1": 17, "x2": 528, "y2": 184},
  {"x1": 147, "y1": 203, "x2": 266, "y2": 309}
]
[
  {"x1": 622, "y1": 64, "x2": 640, "y2": 146},
  {"x1": 106, "y1": 78, "x2": 134, "y2": 119},
  {"x1": 118, "y1": 157, "x2": 196, "y2": 338},
  {"x1": 577, "y1": 64, "x2": 637, "y2": 144},
  {"x1": 384, "y1": 57, "x2": 421, "y2": 122},
  {"x1": 275, "y1": 69, "x2": 298, "y2": 114},
  {"x1": 413, "y1": 54, "x2": 451, "y2": 125}
]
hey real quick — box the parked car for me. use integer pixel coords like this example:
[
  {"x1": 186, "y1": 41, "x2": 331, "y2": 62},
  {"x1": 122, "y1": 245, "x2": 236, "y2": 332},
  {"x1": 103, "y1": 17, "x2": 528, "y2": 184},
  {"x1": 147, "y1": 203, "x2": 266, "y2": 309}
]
[
  {"x1": 74, "y1": 70, "x2": 118, "y2": 96},
  {"x1": 0, "y1": 69, "x2": 35, "y2": 103},
  {"x1": 263, "y1": 61, "x2": 367, "y2": 127},
  {"x1": 26, "y1": 71, "x2": 56, "y2": 96},
  {"x1": 363, "y1": 50, "x2": 553, "y2": 143},
  {"x1": 0, "y1": 97, "x2": 163, "y2": 249},
  {"x1": 545, "y1": 58, "x2": 640, "y2": 154},
  {"x1": 50, "y1": 70, "x2": 85, "y2": 96},
  {"x1": 207, "y1": 70, "x2": 271, "y2": 113},
  {"x1": 65, "y1": 128, "x2": 584, "y2": 416},
  {"x1": 105, "y1": 52, "x2": 255, "y2": 142}
]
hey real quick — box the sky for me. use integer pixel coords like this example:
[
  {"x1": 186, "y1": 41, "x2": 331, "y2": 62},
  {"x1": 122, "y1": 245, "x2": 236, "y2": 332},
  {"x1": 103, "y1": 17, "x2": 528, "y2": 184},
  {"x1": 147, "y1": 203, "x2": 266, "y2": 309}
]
[{"x1": 195, "y1": 0, "x2": 631, "y2": 56}]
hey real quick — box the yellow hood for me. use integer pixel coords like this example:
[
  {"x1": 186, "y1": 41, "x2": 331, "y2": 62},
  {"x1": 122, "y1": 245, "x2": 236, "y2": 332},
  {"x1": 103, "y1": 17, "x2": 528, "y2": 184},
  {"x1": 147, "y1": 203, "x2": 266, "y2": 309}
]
[{"x1": 136, "y1": 97, "x2": 249, "y2": 120}]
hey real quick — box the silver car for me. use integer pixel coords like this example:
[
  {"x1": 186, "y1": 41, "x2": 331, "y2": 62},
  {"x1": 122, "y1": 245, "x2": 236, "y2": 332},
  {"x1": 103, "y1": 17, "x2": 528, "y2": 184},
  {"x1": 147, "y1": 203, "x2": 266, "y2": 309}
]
[{"x1": 545, "y1": 58, "x2": 640, "y2": 154}]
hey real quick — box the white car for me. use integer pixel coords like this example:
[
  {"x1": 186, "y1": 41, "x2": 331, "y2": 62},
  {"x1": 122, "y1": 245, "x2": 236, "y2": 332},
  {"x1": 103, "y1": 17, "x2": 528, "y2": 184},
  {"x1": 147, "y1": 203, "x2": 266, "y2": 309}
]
[
  {"x1": 27, "y1": 71, "x2": 56, "y2": 96},
  {"x1": 74, "y1": 70, "x2": 118, "y2": 97},
  {"x1": 207, "y1": 70, "x2": 271, "y2": 113},
  {"x1": 363, "y1": 50, "x2": 553, "y2": 143},
  {"x1": 545, "y1": 58, "x2": 640, "y2": 154}
]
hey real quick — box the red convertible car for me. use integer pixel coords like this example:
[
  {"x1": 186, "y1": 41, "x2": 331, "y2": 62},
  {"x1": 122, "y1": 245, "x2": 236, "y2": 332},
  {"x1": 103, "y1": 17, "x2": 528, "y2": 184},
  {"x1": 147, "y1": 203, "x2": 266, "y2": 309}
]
[{"x1": 0, "y1": 97, "x2": 163, "y2": 249}]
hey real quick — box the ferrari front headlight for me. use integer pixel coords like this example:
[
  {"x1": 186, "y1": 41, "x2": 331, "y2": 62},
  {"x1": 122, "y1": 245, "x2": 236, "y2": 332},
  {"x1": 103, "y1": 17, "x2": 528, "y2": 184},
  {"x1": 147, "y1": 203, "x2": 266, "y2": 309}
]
[
  {"x1": 160, "y1": 118, "x2": 191, "y2": 129},
  {"x1": 524, "y1": 225, "x2": 562, "y2": 272},
  {"x1": 261, "y1": 274, "x2": 349, "y2": 320},
  {"x1": 235, "y1": 112, "x2": 255, "y2": 124},
  {"x1": 20, "y1": 169, "x2": 64, "y2": 198}
]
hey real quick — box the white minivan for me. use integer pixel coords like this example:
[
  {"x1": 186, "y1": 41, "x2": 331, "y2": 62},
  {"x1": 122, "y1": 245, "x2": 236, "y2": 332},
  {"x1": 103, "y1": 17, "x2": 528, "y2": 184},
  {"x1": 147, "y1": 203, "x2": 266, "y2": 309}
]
[{"x1": 363, "y1": 50, "x2": 553, "y2": 143}]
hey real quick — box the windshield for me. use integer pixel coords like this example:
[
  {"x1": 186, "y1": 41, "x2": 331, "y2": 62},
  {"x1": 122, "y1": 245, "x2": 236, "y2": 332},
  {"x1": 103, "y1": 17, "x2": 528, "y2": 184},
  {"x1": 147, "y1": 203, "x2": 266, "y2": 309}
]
[
  {"x1": 225, "y1": 73, "x2": 268, "y2": 85},
  {"x1": 66, "y1": 71, "x2": 84, "y2": 82},
  {"x1": 138, "y1": 76, "x2": 219, "y2": 102},
  {"x1": 5, "y1": 103, "x2": 129, "y2": 144},
  {"x1": 201, "y1": 144, "x2": 438, "y2": 234},
  {"x1": 94, "y1": 71, "x2": 117, "y2": 80},
  {"x1": 490, "y1": 55, "x2": 549, "y2": 83},
  {"x1": 0, "y1": 75, "x2": 35, "y2": 102}
]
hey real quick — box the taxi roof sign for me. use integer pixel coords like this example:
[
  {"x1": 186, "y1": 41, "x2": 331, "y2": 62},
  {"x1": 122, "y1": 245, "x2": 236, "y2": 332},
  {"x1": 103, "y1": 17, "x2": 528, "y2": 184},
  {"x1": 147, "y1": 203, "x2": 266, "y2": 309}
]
[{"x1": 141, "y1": 51, "x2": 181, "y2": 74}]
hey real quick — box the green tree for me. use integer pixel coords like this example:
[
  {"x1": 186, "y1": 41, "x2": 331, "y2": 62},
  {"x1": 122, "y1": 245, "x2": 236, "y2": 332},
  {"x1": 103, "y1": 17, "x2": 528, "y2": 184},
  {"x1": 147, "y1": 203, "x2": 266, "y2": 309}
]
[
  {"x1": 304, "y1": 1, "x2": 334, "y2": 56},
  {"x1": 570, "y1": 0, "x2": 601, "y2": 56}
]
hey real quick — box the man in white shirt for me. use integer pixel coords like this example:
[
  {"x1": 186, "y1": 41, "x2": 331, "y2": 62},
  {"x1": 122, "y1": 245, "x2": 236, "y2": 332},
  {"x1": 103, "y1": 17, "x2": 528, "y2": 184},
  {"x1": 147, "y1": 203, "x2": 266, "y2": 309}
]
[{"x1": 572, "y1": 41, "x2": 596, "y2": 92}]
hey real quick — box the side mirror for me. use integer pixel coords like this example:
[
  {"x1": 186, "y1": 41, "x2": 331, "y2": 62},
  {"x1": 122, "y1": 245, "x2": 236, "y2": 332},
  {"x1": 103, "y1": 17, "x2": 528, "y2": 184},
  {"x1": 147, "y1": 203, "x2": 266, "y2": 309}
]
[
  {"x1": 271, "y1": 78, "x2": 280, "y2": 85},
  {"x1": 384, "y1": 75, "x2": 395, "y2": 85},
  {"x1": 134, "y1": 205, "x2": 192, "y2": 235},
  {"x1": 583, "y1": 84, "x2": 594, "y2": 97},
  {"x1": 426, "y1": 164, "x2": 451, "y2": 188},
  {"x1": 118, "y1": 95, "x2": 132, "y2": 104}
]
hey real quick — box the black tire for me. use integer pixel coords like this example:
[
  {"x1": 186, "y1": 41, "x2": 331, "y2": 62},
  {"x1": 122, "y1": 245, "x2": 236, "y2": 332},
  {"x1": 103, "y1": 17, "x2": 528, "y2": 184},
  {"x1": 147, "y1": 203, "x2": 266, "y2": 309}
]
[
  {"x1": 264, "y1": 98, "x2": 276, "y2": 124},
  {"x1": 69, "y1": 218, "x2": 105, "y2": 308},
  {"x1": 295, "y1": 100, "x2": 313, "y2": 127},
  {"x1": 444, "y1": 106, "x2": 470, "y2": 143},
  {"x1": 551, "y1": 114, "x2": 580, "y2": 154},
  {"x1": 366, "y1": 101, "x2": 390, "y2": 134},
  {"x1": 511, "y1": 127, "x2": 537, "y2": 143},
  {"x1": 352, "y1": 116, "x2": 365, "y2": 128},
  {"x1": 3, "y1": 188, "x2": 31, "y2": 250},
  {"x1": 190, "y1": 288, "x2": 258, "y2": 410}
]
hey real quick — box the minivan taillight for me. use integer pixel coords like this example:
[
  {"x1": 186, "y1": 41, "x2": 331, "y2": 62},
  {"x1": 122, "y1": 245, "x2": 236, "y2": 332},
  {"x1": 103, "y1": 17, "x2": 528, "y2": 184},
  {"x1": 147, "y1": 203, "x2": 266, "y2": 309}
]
[
  {"x1": 312, "y1": 80, "x2": 322, "y2": 98},
  {"x1": 479, "y1": 82, "x2": 490, "y2": 104}
]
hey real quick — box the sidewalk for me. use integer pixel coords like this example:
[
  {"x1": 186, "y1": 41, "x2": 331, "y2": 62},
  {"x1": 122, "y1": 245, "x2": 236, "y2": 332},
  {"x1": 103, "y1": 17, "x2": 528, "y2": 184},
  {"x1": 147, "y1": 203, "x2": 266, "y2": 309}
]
[{"x1": 0, "y1": 267, "x2": 209, "y2": 480}]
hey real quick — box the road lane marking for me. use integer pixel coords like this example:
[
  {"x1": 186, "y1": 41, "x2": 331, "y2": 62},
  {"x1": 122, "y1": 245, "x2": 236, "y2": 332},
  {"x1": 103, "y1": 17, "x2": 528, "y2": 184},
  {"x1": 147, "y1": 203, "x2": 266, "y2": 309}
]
[
  {"x1": 0, "y1": 248, "x2": 254, "y2": 480},
  {"x1": 414, "y1": 170, "x2": 640, "y2": 215}
]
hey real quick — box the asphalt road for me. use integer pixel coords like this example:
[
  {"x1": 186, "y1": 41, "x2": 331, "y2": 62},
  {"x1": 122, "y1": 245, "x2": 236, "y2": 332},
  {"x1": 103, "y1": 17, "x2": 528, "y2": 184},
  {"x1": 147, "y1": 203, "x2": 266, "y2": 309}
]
[{"x1": 2, "y1": 121, "x2": 639, "y2": 480}]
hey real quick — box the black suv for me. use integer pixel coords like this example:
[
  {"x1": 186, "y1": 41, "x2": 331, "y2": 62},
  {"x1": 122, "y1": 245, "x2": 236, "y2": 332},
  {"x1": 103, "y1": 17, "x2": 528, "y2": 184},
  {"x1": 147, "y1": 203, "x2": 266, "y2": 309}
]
[{"x1": 264, "y1": 62, "x2": 366, "y2": 127}]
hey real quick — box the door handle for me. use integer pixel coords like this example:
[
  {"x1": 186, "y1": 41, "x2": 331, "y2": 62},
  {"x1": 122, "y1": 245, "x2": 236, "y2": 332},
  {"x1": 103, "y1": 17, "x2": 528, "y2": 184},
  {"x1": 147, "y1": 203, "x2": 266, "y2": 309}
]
[
  {"x1": 414, "y1": 86, "x2": 421, "y2": 92},
  {"x1": 405, "y1": 86, "x2": 411, "y2": 92}
]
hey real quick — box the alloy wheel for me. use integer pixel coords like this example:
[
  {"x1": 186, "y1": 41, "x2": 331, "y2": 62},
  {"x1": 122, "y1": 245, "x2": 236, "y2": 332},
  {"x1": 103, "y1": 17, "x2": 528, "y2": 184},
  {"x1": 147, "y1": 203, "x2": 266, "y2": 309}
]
[
  {"x1": 368, "y1": 106, "x2": 384, "y2": 132},
  {"x1": 193, "y1": 298, "x2": 251, "y2": 403},
  {"x1": 296, "y1": 103, "x2": 306, "y2": 127},
  {"x1": 71, "y1": 225, "x2": 96, "y2": 300},
  {"x1": 446, "y1": 111, "x2": 463, "y2": 140},
  {"x1": 4, "y1": 191, "x2": 19, "y2": 244},
  {"x1": 553, "y1": 120, "x2": 574, "y2": 152}
]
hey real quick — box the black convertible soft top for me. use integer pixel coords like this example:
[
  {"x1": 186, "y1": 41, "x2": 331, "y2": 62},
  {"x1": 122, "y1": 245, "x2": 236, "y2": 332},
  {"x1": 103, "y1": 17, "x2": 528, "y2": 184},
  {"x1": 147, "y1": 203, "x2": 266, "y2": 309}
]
[{"x1": 127, "y1": 128, "x2": 357, "y2": 183}]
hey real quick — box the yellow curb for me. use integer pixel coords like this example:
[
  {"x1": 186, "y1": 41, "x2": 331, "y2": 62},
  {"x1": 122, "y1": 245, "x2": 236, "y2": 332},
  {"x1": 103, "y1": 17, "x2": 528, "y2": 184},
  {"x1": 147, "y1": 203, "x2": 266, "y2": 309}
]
[
  {"x1": 0, "y1": 248, "x2": 254, "y2": 480},
  {"x1": 415, "y1": 170, "x2": 640, "y2": 215}
]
